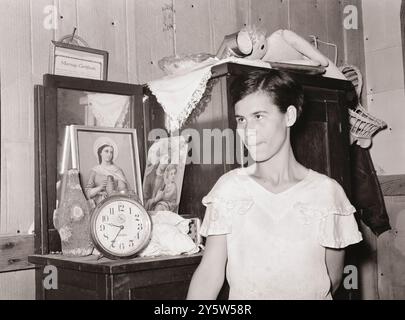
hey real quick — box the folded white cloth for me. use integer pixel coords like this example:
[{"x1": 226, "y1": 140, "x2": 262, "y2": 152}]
[
  {"x1": 139, "y1": 211, "x2": 200, "y2": 257},
  {"x1": 147, "y1": 57, "x2": 271, "y2": 132}
]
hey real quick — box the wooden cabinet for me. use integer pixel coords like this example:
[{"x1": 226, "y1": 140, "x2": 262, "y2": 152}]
[
  {"x1": 29, "y1": 63, "x2": 356, "y2": 299},
  {"x1": 145, "y1": 63, "x2": 356, "y2": 221}
]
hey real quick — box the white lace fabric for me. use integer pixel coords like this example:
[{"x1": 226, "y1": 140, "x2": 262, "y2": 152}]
[
  {"x1": 87, "y1": 93, "x2": 130, "y2": 127},
  {"x1": 147, "y1": 58, "x2": 272, "y2": 132}
]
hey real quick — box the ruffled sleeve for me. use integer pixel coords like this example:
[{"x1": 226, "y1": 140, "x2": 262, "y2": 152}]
[
  {"x1": 199, "y1": 193, "x2": 233, "y2": 237},
  {"x1": 199, "y1": 170, "x2": 252, "y2": 237},
  {"x1": 318, "y1": 179, "x2": 363, "y2": 249}
]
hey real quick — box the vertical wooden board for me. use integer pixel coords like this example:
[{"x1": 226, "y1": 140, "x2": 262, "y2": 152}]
[
  {"x1": 368, "y1": 89, "x2": 405, "y2": 175},
  {"x1": 325, "y1": 0, "x2": 345, "y2": 65},
  {"x1": 0, "y1": 0, "x2": 33, "y2": 141},
  {"x1": 384, "y1": 0, "x2": 402, "y2": 48},
  {"x1": 127, "y1": 0, "x2": 174, "y2": 84},
  {"x1": 362, "y1": 0, "x2": 386, "y2": 53},
  {"x1": 209, "y1": 0, "x2": 247, "y2": 53},
  {"x1": 235, "y1": 0, "x2": 251, "y2": 28},
  {"x1": 125, "y1": 0, "x2": 139, "y2": 83},
  {"x1": 1, "y1": 142, "x2": 34, "y2": 234},
  {"x1": 342, "y1": 0, "x2": 367, "y2": 103},
  {"x1": 22, "y1": 0, "x2": 53, "y2": 233},
  {"x1": 0, "y1": 270, "x2": 35, "y2": 300},
  {"x1": 362, "y1": 0, "x2": 401, "y2": 53},
  {"x1": 77, "y1": 0, "x2": 128, "y2": 82},
  {"x1": 56, "y1": 0, "x2": 78, "y2": 41},
  {"x1": 31, "y1": 0, "x2": 56, "y2": 93},
  {"x1": 377, "y1": 196, "x2": 405, "y2": 299},
  {"x1": 357, "y1": 221, "x2": 379, "y2": 299},
  {"x1": 174, "y1": 0, "x2": 213, "y2": 54},
  {"x1": 0, "y1": 0, "x2": 34, "y2": 236},
  {"x1": 289, "y1": 0, "x2": 328, "y2": 57},
  {"x1": 288, "y1": 0, "x2": 314, "y2": 37},
  {"x1": 371, "y1": 134, "x2": 405, "y2": 176},
  {"x1": 250, "y1": 0, "x2": 289, "y2": 35},
  {"x1": 365, "y1": 46, "x2": 404, "y2": 94}
]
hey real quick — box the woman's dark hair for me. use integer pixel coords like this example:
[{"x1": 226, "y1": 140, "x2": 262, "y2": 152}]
[
  {"x1": 231, "y1": 69, "x2": 304, "y2": 121},
  {"x1": 97, "y1": 144, "x2": 114, "y2": 164}
]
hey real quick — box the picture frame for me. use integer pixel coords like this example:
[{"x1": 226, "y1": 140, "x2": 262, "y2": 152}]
[
  {"x1": 49, "y1": 41, "x2": 109, "y2": 80},
  {"x1": 34, "y1": 74, "x2": 145, "y2": 254},
  {"x1": 69, "y1": 125, "x2": 144, "y2": 206},
  {"x1": 143, "y1": 136, "x2": 188, "y2": 213}
]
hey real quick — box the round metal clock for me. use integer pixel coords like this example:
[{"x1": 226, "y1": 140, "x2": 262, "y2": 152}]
[{"x1": 90, "y1": 194, "x2": 152, "y2": 259}]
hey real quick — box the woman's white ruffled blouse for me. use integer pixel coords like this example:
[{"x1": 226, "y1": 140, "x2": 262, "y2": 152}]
[{"x1": 200, "y1": 167, "x2": 363, "y2": 300}]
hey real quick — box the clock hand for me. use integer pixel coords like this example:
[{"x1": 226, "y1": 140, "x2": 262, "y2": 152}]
[
  {"x1": 107, "y1": 223, "x2": 123, "y2": 228},
  {"x1": 111, "y1": 225, "x2": 124, "y2": 246}
]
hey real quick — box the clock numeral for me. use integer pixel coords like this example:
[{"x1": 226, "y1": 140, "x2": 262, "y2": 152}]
[
  {"x1": 129, "y1": 207, "x2": 132, "y2": 215},
  {"x1": 99, "y1": 224, "x2": 106, "y2": 232},
  {"x1": 102, "y1": 215, "x2": 109, "y2": 223},
  {"x1": 109, "y1": 207, "x2": 114, "y2": 215},
  {"x1": 103, "y1": 234, "x2": 109, "y2": 240},
  {"x1": 137, "y1": 224, "x2": 143, "y2": 231},
  {"x1": 119, "y1": 243, "x2": 125, "y2": 250},
  {"x1": 118, "y1": 204, "x2": 125, "y2": 212},
  {"x1": 129, "y1": 240, "x2": 134, "y2": 247},
  {"x1": 111, "y1": 241, "x2": 116, "y2": 248},
  {"x1": 136, "y1": 232, "x2": 140, "y2": 240}
]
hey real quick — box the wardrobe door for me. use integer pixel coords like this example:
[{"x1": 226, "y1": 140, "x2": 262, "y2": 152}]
[
  {"x1": 291, "y1": 99, "x2": 330, "y2": 175},
  {"x1": 292, "y1": 87, "x2": 351, "y2": 195}
]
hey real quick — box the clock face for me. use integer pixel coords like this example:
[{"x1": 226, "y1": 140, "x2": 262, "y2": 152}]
[{"x1": 90, "y1": 197, "x2": 151, "y2": 259}]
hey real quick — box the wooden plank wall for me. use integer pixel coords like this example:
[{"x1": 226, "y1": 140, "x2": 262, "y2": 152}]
[
  {"x1": 363, "y1": 0, "x2": 405, "y2": 175},
  {"x1": 0, "y1": 0, "x2": 365, "y2": 299},
  {"x1": 377, "y1": 196, "x2": 405, "y2": 299},
  {"x1": 361, "y1": 0, "x2": 405, "y2": 300}
]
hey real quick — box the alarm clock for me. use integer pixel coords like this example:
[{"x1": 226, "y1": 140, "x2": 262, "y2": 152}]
[{"x1": 90, "y1": 194, "x2": 152, "y2": 259}]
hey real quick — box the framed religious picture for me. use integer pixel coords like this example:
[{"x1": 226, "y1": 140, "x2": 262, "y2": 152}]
[
  {"x1": 34, "y1": 74, "x2": 145, "y2": 254},
  {"x1": 49, "y1": 41, "x2": 109, "y2": 80},
  {"x1": 69, "y1": 125, "x2": 143, "y2": 206},
  {"x1": 143, "y1": 136, "x2": 188, "y2": 213}
]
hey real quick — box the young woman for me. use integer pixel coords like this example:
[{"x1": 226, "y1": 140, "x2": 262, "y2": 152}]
[
  {"x1": 85, "y1": 142, "x2": 129, "y2": 205},
  {"x1": 187, "y1": 70, "x2": 362, "y2": 300}
]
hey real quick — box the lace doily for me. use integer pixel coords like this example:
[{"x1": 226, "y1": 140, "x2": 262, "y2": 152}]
[{"x1": 147, "y1": 57, "x2": 272, "y2": 133}]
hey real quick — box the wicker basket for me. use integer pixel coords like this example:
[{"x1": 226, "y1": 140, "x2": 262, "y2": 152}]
[
  {"x1": 339, "y1": 64, "x2": 387, "y2": 141},
  {"x1": 349, "y1": 105, "x2": 387, "y2": 140}
]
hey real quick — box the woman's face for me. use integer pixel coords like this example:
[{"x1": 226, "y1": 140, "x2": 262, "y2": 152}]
[
  {"x1": 100, "y1": 145, "x2": 114, "y2": 163},
  {"x1": 235, "y1": 91, "x2": 289, "y2": 163},
  {"x1": 166, "y1": 169, "x2": 176, "y2": 183}
]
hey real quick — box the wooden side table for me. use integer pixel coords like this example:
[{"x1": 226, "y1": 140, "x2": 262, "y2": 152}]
[{"x1": 28, "y1": 252, "x2": 203, "y2": 300}]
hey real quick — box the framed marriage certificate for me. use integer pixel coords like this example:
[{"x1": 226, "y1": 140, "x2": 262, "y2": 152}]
[{"x1": 49, "y1": 41, "x2": 109, "y2": 80}]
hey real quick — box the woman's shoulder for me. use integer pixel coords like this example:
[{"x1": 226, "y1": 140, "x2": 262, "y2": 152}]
[
  {"x1": 304, "y1": 170, "x2": 354, "y2": 212},
  {"x1": 309, "y1": 170, "x2": 347, "y2": 193},
  {"x1": 204, "y1": 168, "x2": 250, "y2": 200},
  {"x1": 212, "y1": 167, "x2": 249, "y2": 186}
]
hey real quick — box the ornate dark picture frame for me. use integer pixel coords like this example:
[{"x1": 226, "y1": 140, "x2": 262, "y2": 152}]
[{"x1": 34, "y1": 74, "x2": 145, "y2": 254}]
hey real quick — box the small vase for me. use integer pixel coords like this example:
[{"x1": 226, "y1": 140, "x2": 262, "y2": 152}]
[{"x1": 53, "y1": 169, "x2": 93, "y2": 256}]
